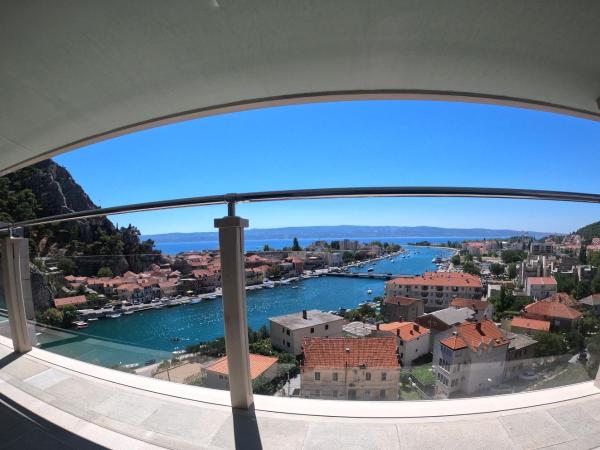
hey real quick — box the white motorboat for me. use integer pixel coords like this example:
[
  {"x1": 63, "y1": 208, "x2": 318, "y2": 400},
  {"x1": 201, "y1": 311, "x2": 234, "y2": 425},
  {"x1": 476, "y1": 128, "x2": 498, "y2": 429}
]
[{"x1": 107, "y1": 313, "x2": 122, "y2": 319}]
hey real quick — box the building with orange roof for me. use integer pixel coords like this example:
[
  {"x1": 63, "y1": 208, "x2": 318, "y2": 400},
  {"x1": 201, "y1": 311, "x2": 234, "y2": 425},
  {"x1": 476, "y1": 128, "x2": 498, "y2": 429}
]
[
  {"x1": 376, "y1": 322, "x2": 430, "y2": 367},
  {"x1": 525, "y1": 276, "x2": 557, "y2": 299},
  {"x1": 433, "y1": 320, "x2": 510, "y2": 398},
  {"x1": 509, "y1": 316, "x2": 551, "y2": 334},
  {"x1": 522, "y1": 300, "x2": 582, "y2": 331},
  {"x1": 201, "y1": 354, "x2": 278, "y2": 391},
  {"x1": 53, "y1": 295, "x2": 88, "y2": 308},
  {"x1": 385, "y1": 272, "x2": 482, "y2": 312},
  {"x1": 381, "y1": 295, "x2": 424, "y2": 322},
  {"x1": 300, "y1": 337, "x2": 400, "y2": 400}
]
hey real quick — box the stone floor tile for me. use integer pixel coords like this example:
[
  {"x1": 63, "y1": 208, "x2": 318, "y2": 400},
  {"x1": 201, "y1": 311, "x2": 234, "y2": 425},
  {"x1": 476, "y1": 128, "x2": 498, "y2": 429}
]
[
  {"x1": 304, "y1": 423, "x2": 399, "y2": 450},
  {"x1": 209, "y1": 411, "x2": 309, "y2": 450},
  {"x1": 500, "y1": 410, "x2": 574, "y2": 449},
  {"x1": 24, "y1": 369, "x2": 70, "y2": 390},
  {"x1": 397, "y1": 418, "x2": 514, "y2": 450}
]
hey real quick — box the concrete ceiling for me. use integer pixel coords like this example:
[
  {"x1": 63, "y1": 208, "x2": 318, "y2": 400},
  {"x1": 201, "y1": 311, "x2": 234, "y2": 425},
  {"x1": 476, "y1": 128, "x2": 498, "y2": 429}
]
[{"x1": 1, "y1": 1, "x2": 600, "y2": 175}]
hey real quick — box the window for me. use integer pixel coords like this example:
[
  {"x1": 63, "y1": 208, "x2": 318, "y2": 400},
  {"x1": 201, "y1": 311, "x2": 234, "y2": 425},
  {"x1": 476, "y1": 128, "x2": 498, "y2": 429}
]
[
  {"x1": 282, "y1": 327, "x2": 285, "y2": 333},
  {"x1": 286, "y1": 341, "x2": 290, "y2": 347},
  {"x1": 314, "y1": 372, "x2": 320, "y2": 381},
  {"x1": 325, "y1": 324, "x2": 329, "y2": 330},
  {"x1": 310, "y1": 327, "x2": 315, "y2": 333},
  {"x1": 348, "y1": 390, "x2": 357, "y2": 400},
  {"x1": 286, "y1": 329, "x2": 290, "y2": 335},
  {"x1": 365, "y1": 372, "x2": 371, "y2": 381},
  {"x1": 379, "y1": 389, "x2": 386, "y2": 400},
  {"x1": 332, "y1": 390, "x2": 338, "y2": 397},
  {"x1": 315, "y1": 390, "x2": 320, "y2": 397},
  {"x1": 381, "y1": 372, "x2": 387, "y2": 381},
  {"x1": 332, "y1": 372, "x2": 338, "y2": 381},
  {"x1": 364, "y1": 390, "x2": 371, "y2": 400},
  {"x1": 282, "y1": 339, "x2": 285, "y2": 345}
]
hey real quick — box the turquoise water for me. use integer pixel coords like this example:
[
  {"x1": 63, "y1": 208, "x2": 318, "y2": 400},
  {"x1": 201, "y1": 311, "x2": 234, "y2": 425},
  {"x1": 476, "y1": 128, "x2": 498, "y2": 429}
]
[{"x1": 37, "y1": 245, "x2": 453, "y2": 367}]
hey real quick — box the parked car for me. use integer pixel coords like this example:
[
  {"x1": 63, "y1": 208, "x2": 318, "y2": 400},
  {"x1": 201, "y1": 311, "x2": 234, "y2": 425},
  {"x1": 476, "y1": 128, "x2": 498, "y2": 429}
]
[{"x1": 518, "y1": 370, "x2": 538, "y2": 381}]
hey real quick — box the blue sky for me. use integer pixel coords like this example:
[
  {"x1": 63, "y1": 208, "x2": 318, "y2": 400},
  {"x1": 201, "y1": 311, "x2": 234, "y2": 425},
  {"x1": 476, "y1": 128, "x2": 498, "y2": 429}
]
[{"x1": 54, "y1": 100, "x2": 600, "y2": 235}]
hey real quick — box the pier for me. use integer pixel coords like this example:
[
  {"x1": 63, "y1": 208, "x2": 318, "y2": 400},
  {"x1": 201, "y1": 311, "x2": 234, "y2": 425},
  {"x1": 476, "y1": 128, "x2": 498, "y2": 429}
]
[{"x1": 323, "y1": 272, "x2": 396, "y2": 280}]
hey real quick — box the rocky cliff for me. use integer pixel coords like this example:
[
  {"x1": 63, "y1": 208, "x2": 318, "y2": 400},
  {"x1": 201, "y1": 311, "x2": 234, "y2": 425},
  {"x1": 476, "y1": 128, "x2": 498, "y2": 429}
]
[{"x1": 1, "y1": 160, "x2": 161, "y2": 276}]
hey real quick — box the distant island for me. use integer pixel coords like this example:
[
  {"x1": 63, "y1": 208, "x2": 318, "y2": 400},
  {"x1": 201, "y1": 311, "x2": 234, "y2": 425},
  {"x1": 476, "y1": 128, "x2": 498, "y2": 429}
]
[{"x1": 142, "y1": 225, "x2": 555, "y2": 243}]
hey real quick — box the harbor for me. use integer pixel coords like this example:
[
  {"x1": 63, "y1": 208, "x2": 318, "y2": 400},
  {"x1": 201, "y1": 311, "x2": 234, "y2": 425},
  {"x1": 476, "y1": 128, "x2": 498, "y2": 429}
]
[{"x1": 34, "y1": 245, "x2": 454, "y2": 368}]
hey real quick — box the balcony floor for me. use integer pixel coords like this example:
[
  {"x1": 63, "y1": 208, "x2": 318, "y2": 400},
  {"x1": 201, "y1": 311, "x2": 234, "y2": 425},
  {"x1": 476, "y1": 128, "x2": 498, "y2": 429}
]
[{"x1": 1, "y1": 339, "x2": 600, "y2": 450}]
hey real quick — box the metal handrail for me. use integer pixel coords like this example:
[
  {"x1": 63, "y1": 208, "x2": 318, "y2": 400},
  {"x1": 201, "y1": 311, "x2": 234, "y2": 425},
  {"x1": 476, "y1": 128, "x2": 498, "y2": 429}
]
[{"x1": 0, "y1": 186, "x2": 599, "y2": 231}]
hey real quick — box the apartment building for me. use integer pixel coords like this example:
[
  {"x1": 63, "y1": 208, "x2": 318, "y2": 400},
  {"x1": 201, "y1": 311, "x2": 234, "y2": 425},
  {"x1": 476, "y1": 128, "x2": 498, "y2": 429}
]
[
  {"x1": 300, "y1": 337, "x2": 400, "y2": 400},
  {"x1": 270, "y1": 310, "x2": 344, "y2": 356},
  {"x1": 530, "y1": 242, "x2": 554, "y2": 255},
  {"x1": 381, "y1": 296, "x2": 425, "y2": 322},
  {"x1": 433, "y1": 320, "x2": 510, "y2": 399},
  {"x1": 525, "y1": 276, "x2": 557, "y2": 299},
  {"x1": 377, "y1": 322, "x2": 430, "y2": 367},
  {"x1": 384, "y1": 272, "x2": 483, "y2": 312}
]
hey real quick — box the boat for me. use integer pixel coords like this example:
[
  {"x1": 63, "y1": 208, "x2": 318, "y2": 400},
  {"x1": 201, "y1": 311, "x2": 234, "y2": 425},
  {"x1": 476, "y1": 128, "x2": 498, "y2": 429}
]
[
  {"x1": 291, "y1": 286, "x2": 298, "y2": 289},
  {"x1": 367, "y1": 268, "x2": 374, "y2": 272},
  {"x1": 73, "y1": 320, "x2": 88, "y2": 329},
  {"x1": 87, "y1": 317, "x2": 99, "y2": 321},
  {"x1": 390, "y1": 259, "x2": 394, "y2": 263},
  {"x1": 367, "y1": 289, "x2": 372, "y2": 295},
  {"x1": 124, "y1": 310, "x2": 134, "y2": 315},
  {"x1": 172, "y1": 350, "x2": 186, "y2": 355},
  {"x1": 190, "y1": 298, "x2": 202, "y2": 304},
  {"x1": 107, "y1": 313, "x2": 122, "y2": 319},
  {"x1": 154, "y1": 305, "x2": 164, "y2": 309}
]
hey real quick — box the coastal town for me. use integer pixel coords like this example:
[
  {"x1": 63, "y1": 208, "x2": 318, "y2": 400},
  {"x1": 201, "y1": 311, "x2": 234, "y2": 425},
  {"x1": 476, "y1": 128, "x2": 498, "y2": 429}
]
[{"x1": 36, "y1": 230, "x2": 600, "y2": 400}]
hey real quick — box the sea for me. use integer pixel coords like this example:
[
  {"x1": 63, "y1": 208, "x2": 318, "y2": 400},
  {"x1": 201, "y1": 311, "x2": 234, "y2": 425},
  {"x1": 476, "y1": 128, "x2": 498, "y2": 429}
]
[
  {"x1": 35, "y1": 243, "x2": 455, "y2": 367},
  {"x1": 153, "y1": 236, "x2": 479, "y2": 254}
]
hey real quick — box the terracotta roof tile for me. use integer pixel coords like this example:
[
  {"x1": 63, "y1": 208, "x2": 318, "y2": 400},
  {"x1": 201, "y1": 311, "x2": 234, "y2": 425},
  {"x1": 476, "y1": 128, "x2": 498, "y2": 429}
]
[
  {"x1": 302, "y1": 337, "x2": 399, "y2": 369},
  {"x1": 511, "y1": 316, "x2": 551, "y2": 332},
  {"x1": 53, "y1": 295, "x2": 87, "y2": 308},
  {"x1": 378, "y1": 322, "x2": 430, "y2": 342},
  {"x1": 527, "y1": 277, "x2": 557, "y2": 286},
  {"x1": 388, "y1": 272, "x2": 482, "y2": 288},
  {"x1": 442, "y1": 320, "x2": 509, "y2": 352},
  {"x1": 449, "y1": 298, "x2": 491, "y2": 311},
  {"x1": 205, "y1": 354, "x2": 278, "y2": 380},
  {"x1": 383, "y1": 296, "x2": 420, "y2": 306},
  {"x1": 523, "y1": 301, "x2": 582, "y2": 320}
]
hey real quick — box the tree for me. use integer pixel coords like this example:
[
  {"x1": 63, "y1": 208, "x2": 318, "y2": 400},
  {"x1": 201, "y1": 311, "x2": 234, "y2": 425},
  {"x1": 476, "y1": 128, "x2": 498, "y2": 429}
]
[
  {"x1": 490, "y1": 263, "x2": 505, "y2": 276},
  {"x1": 37, "y1": 308, "x2": 63, "y2": 327},
  {"x1": 263, "y1": 244, "x2": 272, "y2": 252},
  {"x1": 533, "y1": 331, "x2": 566, "y2": 357},
  {"x1": 580, "y1": 315, "x2": 600, "y2": 336},
  {"x1": 60, "y1": 304, "x2": 80, "y2": 327},
  {"x1": 592, "y1": 273, "x2": 600, "y2": 294},
  {"x1": 97, "y1": 266, "x2": 113, "y2": 277},
  {"x1": 451, "y1": 254, "x2": 461, "y2": 266},
  {"x1": 587, "y1": 333, "x2": 600, "y2": 378},
  {"x1": 462, "y1": 261, "x2": 480, "y2": 275},
  {"x1": 57, "y1": 257, "x2": 77, "y2": 275},
  {"x1": 574, "y1": 280, "x2": 592, "y2": 300},
  {"x1": 565, "y1": 330, "x2": 585, "y2": 352},
  {"x1": 579, "y1": 245, "x2": 588, "y2": 265},
  {"x1": 330, "y1": 240, "x2": 340, "y2": 250},
  {"x1": 508, "y1": 263, "x2": 517, "y2": 279},
  {"x1": 291, "y1": 237, "x2": 302, "y2": 251},
  {"x1": 555, "y1": 273, "x2": 577, "y2": 294},
  {"x1": 501, "y1": 250, "x2": 527, "y2": 264}
]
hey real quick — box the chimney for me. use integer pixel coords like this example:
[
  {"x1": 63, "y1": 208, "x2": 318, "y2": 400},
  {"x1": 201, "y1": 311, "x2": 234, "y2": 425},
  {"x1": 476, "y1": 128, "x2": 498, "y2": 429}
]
[
  {"x1": 376, "y1": 323, "x2": 380, "y2": 330},
  {"x1": 413, "y1": 324, "x2": 419, "y2": 332},
  {"x1": 476, "y1": 322, "x2": 483, "y2": 334},
  {"x1": 302, "y1": 309, "x2": 307, "y2": 320},
  {"x1": 396, "y1": 329, "x2": 400, "y2": 337}
]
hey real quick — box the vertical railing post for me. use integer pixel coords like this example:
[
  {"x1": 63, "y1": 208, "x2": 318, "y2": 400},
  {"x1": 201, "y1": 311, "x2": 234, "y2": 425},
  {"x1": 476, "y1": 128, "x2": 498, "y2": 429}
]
[
  {"x1": 1, "y1": 235, "x2": 33, "y2": 353},
  {"x1": 215, "y1": 203, "x2": 253, "y2": 409}
]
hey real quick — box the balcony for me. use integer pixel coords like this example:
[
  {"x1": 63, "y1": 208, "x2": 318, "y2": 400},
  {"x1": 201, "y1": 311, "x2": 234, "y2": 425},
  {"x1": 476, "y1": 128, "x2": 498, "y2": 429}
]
[{"x1": 2, "y1": 1, "x2": 600, "y2": 447}]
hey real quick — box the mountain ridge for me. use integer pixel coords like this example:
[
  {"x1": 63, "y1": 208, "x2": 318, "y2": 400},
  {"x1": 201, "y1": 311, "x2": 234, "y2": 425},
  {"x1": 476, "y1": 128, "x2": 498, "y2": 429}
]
[{"x1": 143, "y1": 225, "x2": 556, "y2": 243}]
